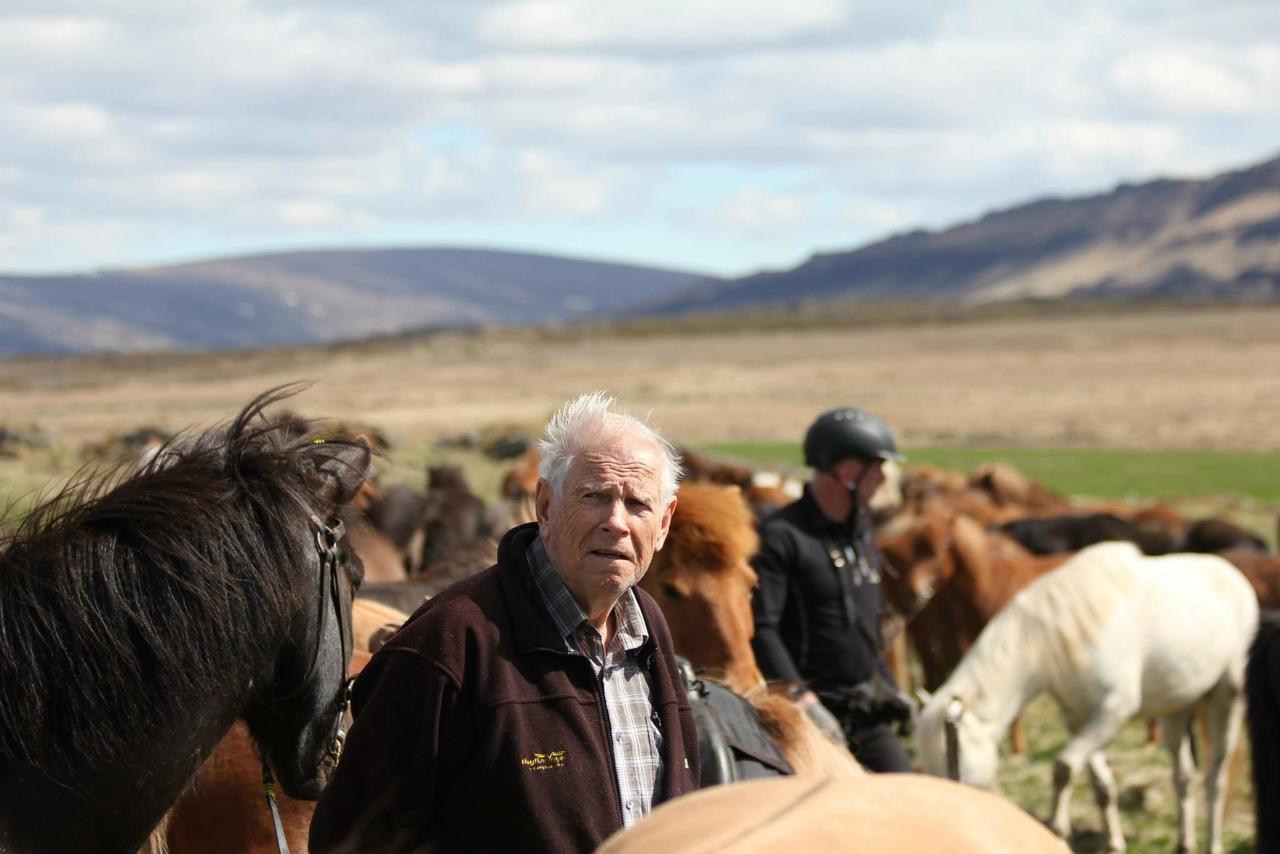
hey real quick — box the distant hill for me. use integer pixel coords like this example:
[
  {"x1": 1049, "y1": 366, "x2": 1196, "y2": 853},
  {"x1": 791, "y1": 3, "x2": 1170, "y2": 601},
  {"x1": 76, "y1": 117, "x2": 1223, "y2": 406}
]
[
  {"x1": 0, "y1": 248, "x2": 709, "y2": 357},
  {"x1": 644, "y1": 151, "x2": 1280, "y2": 315}
]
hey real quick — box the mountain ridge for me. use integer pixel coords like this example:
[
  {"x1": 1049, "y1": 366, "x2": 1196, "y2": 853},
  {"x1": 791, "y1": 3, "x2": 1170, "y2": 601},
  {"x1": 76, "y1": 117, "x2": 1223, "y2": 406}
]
[
  {"x1": 642, "y1": 151, "x2": 1280, "y2": 315},
  {"x1": 0, "y1": 248, "x2": 711, "y2": 357}
]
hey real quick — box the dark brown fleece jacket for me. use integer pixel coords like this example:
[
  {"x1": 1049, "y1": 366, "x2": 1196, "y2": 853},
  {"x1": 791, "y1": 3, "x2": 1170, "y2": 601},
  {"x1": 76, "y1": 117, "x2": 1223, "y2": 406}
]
[{"x1": 309, "y1": 523, "x2": 699, "y2": 854}]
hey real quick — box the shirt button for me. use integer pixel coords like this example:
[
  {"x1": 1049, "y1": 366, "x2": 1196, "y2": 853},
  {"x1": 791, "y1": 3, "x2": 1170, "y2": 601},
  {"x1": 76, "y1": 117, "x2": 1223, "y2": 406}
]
[
  {"x1": 626, "y1": 800, "x2": 634, "y2": 811},
  {"x1": 615, "y1": 732, "x2": 623, "y2": 743}
]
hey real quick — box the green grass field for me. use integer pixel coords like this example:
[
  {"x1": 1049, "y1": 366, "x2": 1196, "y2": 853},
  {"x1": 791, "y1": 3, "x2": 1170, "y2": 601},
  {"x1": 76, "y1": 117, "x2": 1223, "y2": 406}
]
[
  {"x1": 704, "y1": 442, "x2": 1280, "y2": 549},
  {"x1": 702, "y1": 443, "x2": 1280, "y2": 504}
]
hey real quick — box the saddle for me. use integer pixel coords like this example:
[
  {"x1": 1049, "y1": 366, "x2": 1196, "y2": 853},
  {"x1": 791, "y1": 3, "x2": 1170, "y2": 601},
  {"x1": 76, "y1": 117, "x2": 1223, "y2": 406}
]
[{"x1": 676, "y1": 657, "x2": 794, "y2": 787}]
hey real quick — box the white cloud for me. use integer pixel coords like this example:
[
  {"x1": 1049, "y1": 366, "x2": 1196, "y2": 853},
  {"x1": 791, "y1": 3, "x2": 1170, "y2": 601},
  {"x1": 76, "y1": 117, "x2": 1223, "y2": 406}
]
[
  {"x1": 706, "y1": 187, "x2": 817, "y2": 233},
  {"x1": 1110, "y1": 50, "x2": 1256, "y2": 115},
  {"x1": 475, "y1": 0, "x2": 853, "y2": 50},
  {"x1": 1, "y1": 1, "x2": 1279, "y2": 275},
  {"x1": 276, "y1": 198, "x2": 376, "y2": 229}
]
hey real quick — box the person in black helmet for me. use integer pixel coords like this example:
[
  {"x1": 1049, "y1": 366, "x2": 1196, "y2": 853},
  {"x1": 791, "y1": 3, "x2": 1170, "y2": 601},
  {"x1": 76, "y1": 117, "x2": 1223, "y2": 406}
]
[{"x1": 749, "y1": 406, "x2": 914, "y2": 772}]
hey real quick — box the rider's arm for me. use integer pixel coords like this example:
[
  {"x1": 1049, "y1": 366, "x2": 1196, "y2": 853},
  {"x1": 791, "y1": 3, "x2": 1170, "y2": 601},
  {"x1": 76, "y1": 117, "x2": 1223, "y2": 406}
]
[{"x1": 750, "y1": 530, "x2": 805, "y2": 684}]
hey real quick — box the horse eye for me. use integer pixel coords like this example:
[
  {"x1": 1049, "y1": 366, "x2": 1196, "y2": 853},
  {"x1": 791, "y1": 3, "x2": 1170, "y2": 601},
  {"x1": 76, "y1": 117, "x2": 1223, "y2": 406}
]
[{"x1": 660, "y1": 583, "x2": 684, "y2": 601}]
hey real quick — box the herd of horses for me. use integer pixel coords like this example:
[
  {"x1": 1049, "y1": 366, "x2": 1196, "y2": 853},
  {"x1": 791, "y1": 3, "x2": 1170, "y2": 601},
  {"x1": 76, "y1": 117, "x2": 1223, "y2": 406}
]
[{"x1": 2, "y1": 388, "x2": 1279, "y2": 852}]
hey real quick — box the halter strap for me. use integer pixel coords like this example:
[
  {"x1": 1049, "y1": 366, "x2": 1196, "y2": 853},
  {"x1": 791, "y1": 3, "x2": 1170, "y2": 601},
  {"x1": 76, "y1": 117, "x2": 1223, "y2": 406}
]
[
  {"x1": 260, "y1": 512, "x2": 356, "y2": 854},
  {"x1": 943, "y1": 698, "x2": 964, "y2": 781}
]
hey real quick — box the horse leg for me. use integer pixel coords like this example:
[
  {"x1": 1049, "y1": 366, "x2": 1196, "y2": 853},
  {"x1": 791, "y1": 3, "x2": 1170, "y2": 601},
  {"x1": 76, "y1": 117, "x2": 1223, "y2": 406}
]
[
  {"x1": 1010, "y1": 714, "x2": 1027, "y2": 756},
  {"x1": 1160, "y1": 709, "x2": 1195, "y2": 854},
  {"x1": 1202, "y1": 676, "x2": 1246, "y2": 854},
  {"x1": 1047, "y1": 753, "x2": 1080, "y2": 843},
  {"x1": 1086, "y1": 752, "x2": 1124, "y2": 854},
  {"x1": 1050, "y1": 703, "x2": 1133, "y2": 850}
]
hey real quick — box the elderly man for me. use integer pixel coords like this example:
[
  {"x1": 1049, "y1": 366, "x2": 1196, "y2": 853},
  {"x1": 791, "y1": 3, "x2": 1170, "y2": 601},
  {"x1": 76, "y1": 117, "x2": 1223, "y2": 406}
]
[{"x1": 310, "y1": 392, "x2": 698, "y2": 853}]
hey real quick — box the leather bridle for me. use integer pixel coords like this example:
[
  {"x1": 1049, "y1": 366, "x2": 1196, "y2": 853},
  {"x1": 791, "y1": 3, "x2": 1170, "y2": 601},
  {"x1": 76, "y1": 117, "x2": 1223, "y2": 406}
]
[{"x1": 261, "y1": 513, "x2": 356, "y2": 854}]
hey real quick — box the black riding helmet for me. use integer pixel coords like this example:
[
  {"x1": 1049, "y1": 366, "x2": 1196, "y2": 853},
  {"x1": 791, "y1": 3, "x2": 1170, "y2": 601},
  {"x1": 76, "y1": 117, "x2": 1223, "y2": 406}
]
[{"x1": 803, "y1": 406, "x2": 905, "y2": 471}]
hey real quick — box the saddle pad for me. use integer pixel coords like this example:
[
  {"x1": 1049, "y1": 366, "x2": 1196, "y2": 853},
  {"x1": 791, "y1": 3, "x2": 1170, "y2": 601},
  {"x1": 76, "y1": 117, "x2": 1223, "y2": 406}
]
[{"x1": 701, "y1": 681, "x2": 794, "y2": 777}]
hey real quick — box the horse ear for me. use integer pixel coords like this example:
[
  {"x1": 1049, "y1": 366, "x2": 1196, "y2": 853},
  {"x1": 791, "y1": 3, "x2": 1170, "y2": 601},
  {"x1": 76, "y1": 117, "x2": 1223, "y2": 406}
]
[{"x1": 312, "y1": 436, "x2": 373, "y2": 507}]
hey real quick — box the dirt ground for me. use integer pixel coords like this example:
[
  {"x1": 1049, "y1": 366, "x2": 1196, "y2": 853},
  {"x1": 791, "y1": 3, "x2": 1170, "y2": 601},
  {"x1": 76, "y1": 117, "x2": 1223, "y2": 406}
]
[{"x1": 2, "y1": 304, "x2": 1278, "y2": 452}]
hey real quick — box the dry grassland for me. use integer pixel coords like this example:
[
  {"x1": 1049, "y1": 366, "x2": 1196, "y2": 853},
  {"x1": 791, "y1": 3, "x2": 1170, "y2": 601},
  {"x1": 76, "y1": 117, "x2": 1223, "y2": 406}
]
[
  {"x1": 1, "y1": 304, "x2": 1277, "y2": 453},
  {"x1": 0, "y1": 305, "x2": 1272, "y2": 852}
]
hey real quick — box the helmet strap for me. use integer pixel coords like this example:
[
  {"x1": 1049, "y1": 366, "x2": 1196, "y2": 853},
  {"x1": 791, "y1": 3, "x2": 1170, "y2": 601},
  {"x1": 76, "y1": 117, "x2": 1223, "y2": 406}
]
[{"x1": 830, "y1": 460, "x2": 871, "y2": 527}]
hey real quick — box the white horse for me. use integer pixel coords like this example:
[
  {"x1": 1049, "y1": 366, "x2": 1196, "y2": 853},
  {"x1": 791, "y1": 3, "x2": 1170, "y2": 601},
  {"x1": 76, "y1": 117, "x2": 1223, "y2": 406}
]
[{"x1": 917, "y1": 541, "x2": 1258, "y2": 854}]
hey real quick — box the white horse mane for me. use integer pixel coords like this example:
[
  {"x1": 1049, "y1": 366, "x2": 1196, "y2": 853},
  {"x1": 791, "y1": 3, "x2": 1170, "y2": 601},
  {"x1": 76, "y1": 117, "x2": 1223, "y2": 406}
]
[{"x1": 944, "y1": 541, "x2": 1142, "y2": 713}]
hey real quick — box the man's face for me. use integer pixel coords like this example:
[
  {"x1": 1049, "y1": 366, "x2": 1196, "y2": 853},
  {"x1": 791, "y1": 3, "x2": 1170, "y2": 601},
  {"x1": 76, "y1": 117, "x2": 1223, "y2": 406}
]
[
  {"x1": 834, "y1": 457, "x2": 886, "y2": 505},
  {"x1": 535, "y1": 432, "x2": 677, "y2": 618}
]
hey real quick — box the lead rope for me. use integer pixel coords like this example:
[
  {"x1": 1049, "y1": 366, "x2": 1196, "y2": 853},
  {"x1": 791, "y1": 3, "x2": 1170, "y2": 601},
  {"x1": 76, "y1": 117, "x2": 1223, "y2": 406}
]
[{"x1": 262, "y1": 761, "x2": 291, "y2": 854}]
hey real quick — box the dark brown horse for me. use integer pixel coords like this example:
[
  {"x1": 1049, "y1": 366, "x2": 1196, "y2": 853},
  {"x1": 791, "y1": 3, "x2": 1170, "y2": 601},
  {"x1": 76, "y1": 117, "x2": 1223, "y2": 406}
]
[
  {"x1": 161, "y1": 648, "x2": 375, "y2": 854},
  {"x1": 421, "y1": 463, "x2": 500, "y2": 570},
  {"x1": 1218, "y1": 549, "x2": 1280, "y2": 609},
  {"x1": 0, "y1": 389, "x2": 371, "y2": 854},
  {"x1": 1248, "y1": 610, "x2": 1280, "y2": 854},
  {"x1": 1185, "y1": 517, "x2": 1270, "y2": 554},
  {"x1": 160, "y1": 594, "x2": 410, "y2": 854}
]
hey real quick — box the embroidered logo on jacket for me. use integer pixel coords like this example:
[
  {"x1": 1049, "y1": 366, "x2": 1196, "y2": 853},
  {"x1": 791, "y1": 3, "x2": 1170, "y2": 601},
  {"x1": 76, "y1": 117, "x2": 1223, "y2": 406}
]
[{"x1": 521, "y1": 750, "x2": 567, "y2": 771}]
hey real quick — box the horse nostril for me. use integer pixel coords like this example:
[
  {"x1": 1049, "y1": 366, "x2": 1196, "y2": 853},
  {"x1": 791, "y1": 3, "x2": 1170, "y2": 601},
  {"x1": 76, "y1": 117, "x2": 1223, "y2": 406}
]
[{"x1": 660, "y1": 583, "x2": 684, "y2": 601}]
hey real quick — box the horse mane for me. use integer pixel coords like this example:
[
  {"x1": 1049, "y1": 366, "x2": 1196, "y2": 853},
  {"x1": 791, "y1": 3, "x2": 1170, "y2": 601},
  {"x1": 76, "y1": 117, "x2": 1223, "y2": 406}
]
[
  {"x1": 751, "y1": 688, "x2": 864, "y2": 779},
  {"x1": 657, "y1": 482, "x2": 759, "y2": 577},
  {"x1": 944, "y1": 541, "x2": 1142, "y2": 712},
  {"x1": 0, "y1": 387, "x2": 364, "y2": 781}
]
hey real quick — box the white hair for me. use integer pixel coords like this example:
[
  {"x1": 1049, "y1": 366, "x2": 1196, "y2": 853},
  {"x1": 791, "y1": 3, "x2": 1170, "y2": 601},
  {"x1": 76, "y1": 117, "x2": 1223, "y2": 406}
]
[{"x1": 538, "y1": 391, "x2": 682, "y2": 503}]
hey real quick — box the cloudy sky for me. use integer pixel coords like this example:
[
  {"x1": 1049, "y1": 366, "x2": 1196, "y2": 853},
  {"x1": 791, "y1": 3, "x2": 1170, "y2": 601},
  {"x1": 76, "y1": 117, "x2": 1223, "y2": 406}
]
[{"x1": 3, "y1": 1, "x2": 1279, "y2": 277}]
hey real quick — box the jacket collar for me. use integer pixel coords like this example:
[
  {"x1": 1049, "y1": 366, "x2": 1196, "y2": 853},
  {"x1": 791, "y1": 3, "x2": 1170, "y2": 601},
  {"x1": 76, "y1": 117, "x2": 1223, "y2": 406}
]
[
  {"x1": 496, "y1": 522, "x2": 659, "y2": 658},
  {"x1": 496, "y1": 523, "x2": 567, "y2": 654},
  {"x1": 496, "y1": 522, "x2": 660, "y2": 660},
  {"x1": 799, "y1": 484, "x2": 850, "y2": 533}
]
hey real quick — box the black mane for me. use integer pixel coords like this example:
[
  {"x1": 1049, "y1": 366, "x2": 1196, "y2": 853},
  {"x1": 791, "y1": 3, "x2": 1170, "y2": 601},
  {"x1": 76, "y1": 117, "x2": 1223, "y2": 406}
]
[{"x1": 0, "y1": 388, "x2": 360, "y2": 781}]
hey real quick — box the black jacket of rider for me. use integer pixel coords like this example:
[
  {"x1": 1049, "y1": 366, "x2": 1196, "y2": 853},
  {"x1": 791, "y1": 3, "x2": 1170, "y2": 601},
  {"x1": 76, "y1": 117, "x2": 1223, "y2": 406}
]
[{"x1": 750, "y1": 487, "x2": 894, "y2": 690}]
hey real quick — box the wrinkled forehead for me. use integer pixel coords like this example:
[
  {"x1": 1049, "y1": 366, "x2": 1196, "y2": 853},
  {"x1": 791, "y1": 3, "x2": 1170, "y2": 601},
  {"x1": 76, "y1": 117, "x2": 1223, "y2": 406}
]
[{"x1": 569, "y1": 436, "x2": 665, "y2": 492}]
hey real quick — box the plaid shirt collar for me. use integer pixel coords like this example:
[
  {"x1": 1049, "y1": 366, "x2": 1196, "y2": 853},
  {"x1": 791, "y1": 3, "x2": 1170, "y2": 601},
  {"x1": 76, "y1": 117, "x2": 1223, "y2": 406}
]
[{"x1": 528, "y1": 535, "x2": 649, "y2": 655}]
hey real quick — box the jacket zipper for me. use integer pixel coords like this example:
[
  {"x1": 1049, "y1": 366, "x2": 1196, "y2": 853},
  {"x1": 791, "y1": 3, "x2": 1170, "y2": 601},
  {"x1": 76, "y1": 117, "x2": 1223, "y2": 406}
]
[
  {"x1": 530, "y1": 644, "x2": 626, "y2": 826},
  {"x1": 593, "y1": 664, "x2": 625, "y2": 826}
]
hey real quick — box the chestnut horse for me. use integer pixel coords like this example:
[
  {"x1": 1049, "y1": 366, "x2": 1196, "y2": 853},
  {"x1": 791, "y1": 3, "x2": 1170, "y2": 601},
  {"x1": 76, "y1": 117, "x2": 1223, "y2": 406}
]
[
  {"x1": 639, "y1": 482, "x2": 864, "y2": 778},
  {"x1": 880, "y1": 512, "x2": 1070, "y2": 685},
  {"x1": 599, "y1": 776, "x2": 1067, "y2": 853}
]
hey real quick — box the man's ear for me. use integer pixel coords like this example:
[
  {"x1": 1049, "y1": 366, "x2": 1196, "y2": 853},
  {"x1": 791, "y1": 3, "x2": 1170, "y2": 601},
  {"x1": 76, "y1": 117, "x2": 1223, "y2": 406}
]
[
  {"x1": 534, "y1": 478, "x2": 553, "y2": 527},
  {"x1": 312, "y1": 436, "x2": 373, "y2": 507},
  {"x1": 654, "y1": 494, "x2": 678, "y2": 552}
]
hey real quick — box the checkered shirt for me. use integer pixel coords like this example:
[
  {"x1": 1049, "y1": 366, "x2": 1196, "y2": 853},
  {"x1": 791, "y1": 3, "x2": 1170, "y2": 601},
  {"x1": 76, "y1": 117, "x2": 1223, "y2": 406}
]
[{"x1": 528, "y1": 536, "x2": 664, "y2": 828}]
